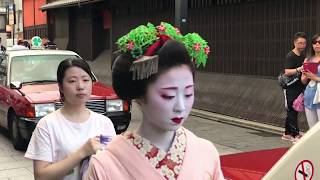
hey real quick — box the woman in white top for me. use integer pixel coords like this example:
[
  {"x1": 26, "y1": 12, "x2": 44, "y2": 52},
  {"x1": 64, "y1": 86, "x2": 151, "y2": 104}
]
[{"x1": 25, "y1": 58, "x2": 116, "y2": 180}]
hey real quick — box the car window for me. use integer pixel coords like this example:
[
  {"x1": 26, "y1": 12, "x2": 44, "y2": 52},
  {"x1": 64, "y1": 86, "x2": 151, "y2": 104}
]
[
  {"x1": 0, "y1": 54, "x2": 7, "y2": 85},
  {"x1": 10, "y1": 54, "x2": 78, "y2": 83}
]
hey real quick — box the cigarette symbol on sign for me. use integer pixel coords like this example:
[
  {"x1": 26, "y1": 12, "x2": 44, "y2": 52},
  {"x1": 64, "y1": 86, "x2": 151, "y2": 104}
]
[
  {"x1": 298, "y1": 170, "x2": 307, "y2": 177},
  {"x1": 295, "y1": 160, "x2": 314, "y2": 180}
]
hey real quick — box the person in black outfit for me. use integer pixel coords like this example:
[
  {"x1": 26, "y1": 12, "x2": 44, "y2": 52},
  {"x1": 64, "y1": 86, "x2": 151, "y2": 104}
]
[
  {"x1": 282, "y1": 32, "x2": 307, "y2": 142},
  {"x1": 0, "y1": 37, "x2": 6, "y2": 52}
]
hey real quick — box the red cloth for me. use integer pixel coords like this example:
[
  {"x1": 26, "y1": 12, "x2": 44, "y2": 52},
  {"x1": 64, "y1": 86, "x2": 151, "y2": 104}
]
[
  {"x1": 144, "y1": 35, "x2": 171, "y2": 56},
  {"x1": 220, "y1": 147, "x2": 288, "y2": 180}
]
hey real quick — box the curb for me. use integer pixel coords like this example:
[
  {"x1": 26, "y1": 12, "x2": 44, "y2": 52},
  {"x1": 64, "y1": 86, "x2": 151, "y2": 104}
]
[{"x1": 190, "y1": 108, "x2": 285, "y2": 135}]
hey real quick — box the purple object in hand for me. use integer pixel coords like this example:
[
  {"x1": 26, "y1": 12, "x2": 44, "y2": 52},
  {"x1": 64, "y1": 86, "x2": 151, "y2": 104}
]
[
  {"x1": 99, "y1": 135, "x2": 112, "y2": 150},
  {"x1": 80, "y1": 135, "x2": 113, "y2": 179}
]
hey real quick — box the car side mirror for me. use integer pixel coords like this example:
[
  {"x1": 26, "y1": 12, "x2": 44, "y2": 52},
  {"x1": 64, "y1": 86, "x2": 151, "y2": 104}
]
[{"x1": 10, "y1": 81, "x2": 22, "y2": 89}]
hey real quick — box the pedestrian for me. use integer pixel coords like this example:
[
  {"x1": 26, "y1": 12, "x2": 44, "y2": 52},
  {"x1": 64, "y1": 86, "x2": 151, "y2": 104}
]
[
  {"x1": 84, "y1": 22, "x2": 224, "y2": 180},
  {"x1": 24, "y1": 58, "x2": 116, "y2": 180},
  {"x1": 11, "y1": 39, "x2": 29, "y2": 50},
  {"x1": 0, "y1": 37, "x2": 6, "y2": 52},
  {"x1": 23, "y1": 40, "x2": 31, "y2": 49},
  {"x1": 301, "y1": 33, "x2": 320, "y2": 128},
  {"x1": 43, "y1": 37, "x2": 57, "y2": 49},
  {"x1": 282, "y1": 32, "x2": 307, "y2": 142}
]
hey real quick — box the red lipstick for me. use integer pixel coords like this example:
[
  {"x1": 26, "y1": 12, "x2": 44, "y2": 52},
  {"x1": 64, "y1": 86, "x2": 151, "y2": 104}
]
[{"x1": 171, "y1": 117, "x2": 183, "y2": 124}]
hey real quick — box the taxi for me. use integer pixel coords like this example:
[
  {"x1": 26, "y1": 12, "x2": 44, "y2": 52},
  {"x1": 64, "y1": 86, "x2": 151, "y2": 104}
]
[{"x1": 0, "y1": 38, "x2": 131, "y2": 150}]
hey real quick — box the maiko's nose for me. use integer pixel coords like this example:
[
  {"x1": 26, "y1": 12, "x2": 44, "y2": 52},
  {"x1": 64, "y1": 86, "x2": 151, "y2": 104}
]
[{"x1": 174, "y1": 94, "x2": 186, "y2": 112}]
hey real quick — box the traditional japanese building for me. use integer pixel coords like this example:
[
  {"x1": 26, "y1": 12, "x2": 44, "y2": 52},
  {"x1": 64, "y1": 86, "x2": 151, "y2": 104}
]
[
  {"x1": 32, "y1": 0, "x2": 320, "y2": 129},
  {"x1": 23, "y1": 0, "x2": 47, "y2": 39}
]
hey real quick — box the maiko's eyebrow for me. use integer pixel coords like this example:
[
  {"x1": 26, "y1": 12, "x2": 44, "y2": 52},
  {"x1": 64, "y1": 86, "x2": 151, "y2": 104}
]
[
  {"x1": 161, "y1": 87, "x2": 177, "y2": 90},
  {"x1": 161, "y1": 84, "x2": 194, "y2": 90},
  {"x1": 186, "y1": 85, "x2": 194, "y2": 89}
]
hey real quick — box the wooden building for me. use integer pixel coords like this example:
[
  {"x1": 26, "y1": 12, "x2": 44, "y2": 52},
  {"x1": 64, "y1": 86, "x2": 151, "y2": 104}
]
[
  {"x1": 23, "y1": 0, "x2": 110, "y2": 61},
  {"x1": 23, "y1": 0, "x2": 47, "y2": 39},
  {"x1": 110, "y1": 0, "x2": 319, "y2": 129},
  {"x1": 29, "y1": 0, "x2": 320, "y2": 129}
]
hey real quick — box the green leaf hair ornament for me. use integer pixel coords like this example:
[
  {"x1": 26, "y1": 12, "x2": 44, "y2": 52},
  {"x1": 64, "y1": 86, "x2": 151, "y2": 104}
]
[
  {"x1": 156, "y1": 22, "x2": 183, "y2": 42},
  {"x1": 115, "y1": 22, "x2": 211, "y2": 80},
  {"x1": 116, "y1": 23, "x2": 158, "y2": 59},
  {"x1": 182, "y1": 33, "x2": 210, "y2": 68}
]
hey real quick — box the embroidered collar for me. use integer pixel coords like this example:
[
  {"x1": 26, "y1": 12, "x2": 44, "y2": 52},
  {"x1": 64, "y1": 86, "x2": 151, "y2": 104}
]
[{"x1": 124, "y1": 128, "x2": 187, "y2": 179}]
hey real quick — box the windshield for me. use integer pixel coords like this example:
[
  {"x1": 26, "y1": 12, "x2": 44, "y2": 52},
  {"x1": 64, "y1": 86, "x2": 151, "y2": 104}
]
[{"x1": 10, "y1": 54, "x2": 78, "y2": 83}]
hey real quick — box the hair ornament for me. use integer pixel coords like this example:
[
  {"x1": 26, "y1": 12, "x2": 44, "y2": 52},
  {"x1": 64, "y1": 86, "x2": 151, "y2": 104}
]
[
  {"x1": 183, "y1": 33, "x2": 210, "y2": 67},
  {"x1": 115, "y1": 22, "x2": 210, "y2": 80}
]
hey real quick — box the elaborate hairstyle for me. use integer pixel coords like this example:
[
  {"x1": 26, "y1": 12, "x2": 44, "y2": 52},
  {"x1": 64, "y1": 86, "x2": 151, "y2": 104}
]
[
  {"x1": 57, "y1": 58, "x2": 94, "y2": 102},
  {"x1": 112, "y1": 22, "x2": 210, "y2": 101}
]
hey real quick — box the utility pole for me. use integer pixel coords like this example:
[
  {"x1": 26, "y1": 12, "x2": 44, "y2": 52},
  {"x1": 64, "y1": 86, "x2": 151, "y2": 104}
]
[
  {"x1": 175, "y1": 0, "x2": 188, "y2": 34},
  {"x1": 7, "y1": 3, "x2": 15, "y2": 45}
]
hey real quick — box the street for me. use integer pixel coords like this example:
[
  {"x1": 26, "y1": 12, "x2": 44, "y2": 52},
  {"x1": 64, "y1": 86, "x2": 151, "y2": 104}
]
[{"x1": 0, "y1": 102, "x2": 292, "y2": 179}]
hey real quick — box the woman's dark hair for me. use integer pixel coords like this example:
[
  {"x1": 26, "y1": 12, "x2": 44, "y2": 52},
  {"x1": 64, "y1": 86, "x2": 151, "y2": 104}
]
[
  {"x1": 309, "y1": 33, "x2": 320, "y2": 58},
  {"x1": 23, "y1": 41, "x2": 30, "y2": 49},
  {"x1": 57, "y1": 58, "x2": 94, "y2": 102},
  {"x1": 293, "y1": 32, "x2": 307, "y2": 42},
  {"x1": 112, "y1": 40, "x2": 195, "y2": 100}
]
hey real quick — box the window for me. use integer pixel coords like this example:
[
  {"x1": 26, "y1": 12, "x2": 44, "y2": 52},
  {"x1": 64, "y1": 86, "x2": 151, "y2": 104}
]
[{"x1": 10, "y1": 54, "x2": 78, "y2": 83}]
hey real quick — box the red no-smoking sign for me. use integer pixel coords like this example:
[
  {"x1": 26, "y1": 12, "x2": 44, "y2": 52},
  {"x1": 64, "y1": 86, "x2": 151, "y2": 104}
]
[{"x1": 295, "y1": 160, "x2": 314, "y2": 180}]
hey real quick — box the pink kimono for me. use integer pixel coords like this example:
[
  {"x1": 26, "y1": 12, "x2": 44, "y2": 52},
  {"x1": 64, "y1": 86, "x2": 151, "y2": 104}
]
[{"x1": 85, "y1": 128, "x2": 224, "y2": 180}]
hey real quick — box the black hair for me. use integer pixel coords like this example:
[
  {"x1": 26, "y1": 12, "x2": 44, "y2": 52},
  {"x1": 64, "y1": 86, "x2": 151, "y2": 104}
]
[
  {"x1": 112, "y1": 40, "x2": 195, "y2": 101},
  {"x1": 111, "y1": 50, "x2": 121, "y2": 70},
  {"x1": 293, "y1": 32, "x2": 307, "y2": 42},
  {"x1": 17, "y1": 39, "x2": 24, "y2": 45},
  {"x1": 57, "y1": 58, "x2": 94, "y2": 102},
  {"x1": 23, "y1": 41, "x2": 30, "y2": 49}
]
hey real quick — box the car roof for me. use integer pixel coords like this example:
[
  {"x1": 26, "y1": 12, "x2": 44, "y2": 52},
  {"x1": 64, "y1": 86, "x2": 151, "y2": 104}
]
[{"x1": 6, "y1": 49, "x2": 80, "y2": 57}]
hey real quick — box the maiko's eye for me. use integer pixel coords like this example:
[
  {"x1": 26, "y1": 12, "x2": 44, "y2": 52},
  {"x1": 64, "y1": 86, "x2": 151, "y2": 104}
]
[
  {"x1": 185, "y1": 94, "x2": 193, "y2": 98},
  {"x1": 161, "y1": 94, "x2": 175, "y2": 100}
]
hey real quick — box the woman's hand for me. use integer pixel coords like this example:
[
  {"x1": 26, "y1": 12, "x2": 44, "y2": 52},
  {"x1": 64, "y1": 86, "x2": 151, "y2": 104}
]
[
  {"x1": 297, "y1": 66, "x2": 303, "y2": 73},
  {"x1": 303, "y1": 71, "x2": 319, "y2": 81},
  {"x1": 79, "y1": 137, "x2": 101, "y2": 158}
]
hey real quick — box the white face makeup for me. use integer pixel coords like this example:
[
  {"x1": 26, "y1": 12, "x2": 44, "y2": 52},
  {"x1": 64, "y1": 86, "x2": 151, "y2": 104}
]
[
  {"x1": 140, "y1": 64, "x2": 194, "y2": 131},
  {"x1": 60, "y1": 66, "x2": 92, "y2": 106}
]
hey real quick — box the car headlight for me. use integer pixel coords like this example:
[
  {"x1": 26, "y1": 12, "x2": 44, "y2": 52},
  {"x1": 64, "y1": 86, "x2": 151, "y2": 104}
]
[
  {"x1": 34, "y1": 103, "x2": 55, "y2": 117},
  {"x1": 106, "y1": 100, "x2": 123, "y2": 112}
]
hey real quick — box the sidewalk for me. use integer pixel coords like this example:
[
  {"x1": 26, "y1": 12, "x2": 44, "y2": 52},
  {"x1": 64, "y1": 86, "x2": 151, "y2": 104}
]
[
  {"x1": 88, "y1": 49, "x2": 287, "y2": 136},
  {"x1": 191, "y1": 108, "x2": 285, "y2": 135}
]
